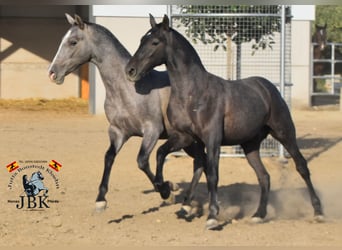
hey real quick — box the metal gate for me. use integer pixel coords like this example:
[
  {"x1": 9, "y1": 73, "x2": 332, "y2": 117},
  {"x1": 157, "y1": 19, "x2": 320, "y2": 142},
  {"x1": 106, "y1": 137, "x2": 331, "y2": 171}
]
[
  {"x1": 311, "y1": 42, "x2": 342, "y2": 106},
  {"x1": 168, "y1": 5, "x2": 292, "y2": 157}
]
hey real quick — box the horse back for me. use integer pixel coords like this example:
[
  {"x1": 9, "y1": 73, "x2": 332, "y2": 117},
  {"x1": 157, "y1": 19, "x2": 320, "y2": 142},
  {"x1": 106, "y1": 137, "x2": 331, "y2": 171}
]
[{"x1": 220, "y1": 76, "x2": 290, "y2": 144}]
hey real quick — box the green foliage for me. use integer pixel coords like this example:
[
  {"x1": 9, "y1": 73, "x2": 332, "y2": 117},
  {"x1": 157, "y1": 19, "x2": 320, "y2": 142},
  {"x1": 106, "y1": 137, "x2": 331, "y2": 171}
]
[
  {"x1": 175, "y1": 5, "x2": 290, "y2": 53},
  {"x1": 315, "y1": 5, "x2": 342, "y2": 43}
]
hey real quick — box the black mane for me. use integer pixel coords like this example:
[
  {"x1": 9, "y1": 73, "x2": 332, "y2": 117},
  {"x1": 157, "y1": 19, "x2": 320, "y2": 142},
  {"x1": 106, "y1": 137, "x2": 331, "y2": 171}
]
[{"x1": 169, "y1": 27, "x2": 205, "y2": 70}]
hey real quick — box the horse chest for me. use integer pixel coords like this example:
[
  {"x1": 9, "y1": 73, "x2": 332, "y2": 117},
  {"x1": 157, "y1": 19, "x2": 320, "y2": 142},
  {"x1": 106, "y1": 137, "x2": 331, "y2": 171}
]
[{"x1": 167, "y1": 94, "x2": 214, "y2": 134}]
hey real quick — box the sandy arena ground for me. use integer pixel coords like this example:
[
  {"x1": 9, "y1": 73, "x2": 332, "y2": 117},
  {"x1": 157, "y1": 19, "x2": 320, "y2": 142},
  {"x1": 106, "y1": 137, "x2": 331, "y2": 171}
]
[{"x1": 0, "y1": 99, "x2": 341, "y2": 247}]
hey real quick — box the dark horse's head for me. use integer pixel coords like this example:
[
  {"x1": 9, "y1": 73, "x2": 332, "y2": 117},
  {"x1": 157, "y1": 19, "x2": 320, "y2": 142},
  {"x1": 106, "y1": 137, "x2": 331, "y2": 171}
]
[
  {"x1": 126, "y1": 14, "x2": 170, "y2": 82},
  {"x1": 312, "y1": 24, "x2": 327, "y2": 51},
  {"x1": 48, "y1": 14, "x2": 92, "y2": 84}
]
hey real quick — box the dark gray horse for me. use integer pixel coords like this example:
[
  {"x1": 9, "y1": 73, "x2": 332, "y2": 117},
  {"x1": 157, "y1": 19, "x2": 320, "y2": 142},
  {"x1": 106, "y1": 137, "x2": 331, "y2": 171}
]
[
  {"x1": 126, "y1": 14, "x2": 324, "y2": 229},
  {"x1": 48, "y1": 14, "x2": 206, "y2": 211}
]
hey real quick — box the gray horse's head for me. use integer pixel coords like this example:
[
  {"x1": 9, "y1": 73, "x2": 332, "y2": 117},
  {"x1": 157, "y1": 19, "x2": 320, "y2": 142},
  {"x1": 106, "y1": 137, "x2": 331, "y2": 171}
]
[
  {"x1": 32, "y1": 171, "x2": 44, "y2": 180},
  {"x1": 126, "y1": 14, "x2": 170, "y2": 82},
  {"x1": 48, "y1": 13, "x2": 92, "y2": 84}
]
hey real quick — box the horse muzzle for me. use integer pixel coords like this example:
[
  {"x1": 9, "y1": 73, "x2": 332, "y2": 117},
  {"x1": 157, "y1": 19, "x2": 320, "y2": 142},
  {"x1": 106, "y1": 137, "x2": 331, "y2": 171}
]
[{"x1": 48, "y1": 71, "x2": 64, "y2": 85}]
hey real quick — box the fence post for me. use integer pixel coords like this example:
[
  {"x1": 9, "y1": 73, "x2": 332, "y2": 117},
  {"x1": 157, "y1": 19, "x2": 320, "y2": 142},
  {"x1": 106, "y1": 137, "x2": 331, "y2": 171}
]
[
  {"x1": 279, "y1": 5, "x2": 286, "y2": 161},
  {"x1": 340, "y1": 87, "x2": 342, "y2": 111}
]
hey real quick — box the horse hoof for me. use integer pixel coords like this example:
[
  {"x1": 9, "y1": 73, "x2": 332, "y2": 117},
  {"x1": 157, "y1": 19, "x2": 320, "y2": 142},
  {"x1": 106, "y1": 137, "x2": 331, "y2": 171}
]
[
  {"x1": 205, "y1": 218, "x2": 220, "y2": 230},
  {"x1": 250, "y1": 217, "x2": 264, "y2": 224},
  {"x1": 164, "y1": 192, "x2": 176, "y2": 205},
  {"x1": 95, "y1": 201, "x2": 107, "y2": 212},
  {"x1": 170, "y1": 182, "x2": 180, "y2": 191},
  {"x1": 159, "y1": 182, "x2": 171, "y2": 200},
  {"x1": 181, "y1": 205, "x2": 192, "y2": 216},
  {"x1": 314, "y1": 215, "x2": 325, "y2": 223}
]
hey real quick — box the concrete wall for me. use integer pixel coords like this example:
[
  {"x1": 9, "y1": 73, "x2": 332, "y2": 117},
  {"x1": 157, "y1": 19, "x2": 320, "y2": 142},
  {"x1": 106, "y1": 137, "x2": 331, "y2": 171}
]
[
  {"x1": 290, "y1": 20, "x2": 312, "y2": 108},
  {"x1": 0, "y1": 18, "x2": 79, "y2": 99},
  {"x1": 0, "y1": 6, "x2": 87, "y2": 99},
  {"x1": 290, "y1": 5, "x2": 315, "y2": 108}
]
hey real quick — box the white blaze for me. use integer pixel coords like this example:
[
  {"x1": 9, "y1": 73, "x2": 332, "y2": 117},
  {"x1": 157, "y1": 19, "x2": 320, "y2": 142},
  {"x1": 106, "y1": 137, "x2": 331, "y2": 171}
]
[{"x1": 49, "y1": 29, "x2": 72, "y2": 71}]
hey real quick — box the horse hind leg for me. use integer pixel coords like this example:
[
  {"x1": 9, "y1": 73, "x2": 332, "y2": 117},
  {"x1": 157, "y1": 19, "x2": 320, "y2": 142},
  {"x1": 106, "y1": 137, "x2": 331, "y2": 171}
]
[
  {"x1": 241, "y1": 141, "x2": 270, "y2": 222},
  {"x1": 42, "y1": 187, "x2": 49, "y2": 196},
  {"x1": 154, "y1": 133, "x2": 194, "y2": 200},
  {"x1": 137, "y1": 131, "x2": 159, "y2": 184},
  {"x1": 270, "y1": 122, "x2": 324, "y2": 221},
  {"x1": 137, "y1": 130, "x2": 179, "y2": 204}
]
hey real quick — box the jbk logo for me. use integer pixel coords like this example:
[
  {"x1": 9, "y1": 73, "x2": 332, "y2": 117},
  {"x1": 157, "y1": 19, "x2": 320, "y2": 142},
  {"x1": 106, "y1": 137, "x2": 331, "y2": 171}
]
[
  {"x1": 16, "y1": 195, "x2": 49, "y2": 209},
  {"x1": 23, "y1": 171, "x2": 48, "y2": 196},
  {"x1": 16, "y1": 171, "x2": 50, "y2": 209},
  {"x1": 6, "y1": 160, "x2": 61, "y2": 210}
]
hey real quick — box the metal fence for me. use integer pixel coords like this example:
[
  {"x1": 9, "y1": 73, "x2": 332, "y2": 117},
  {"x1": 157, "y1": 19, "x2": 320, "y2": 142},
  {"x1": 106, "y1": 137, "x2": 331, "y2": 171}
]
[
  {"x1": 311, "y1": 42, "x2": 342, "y2": 106},
  {"x1": 168, "y1": 5, "x2": 292, "y2": 157}
]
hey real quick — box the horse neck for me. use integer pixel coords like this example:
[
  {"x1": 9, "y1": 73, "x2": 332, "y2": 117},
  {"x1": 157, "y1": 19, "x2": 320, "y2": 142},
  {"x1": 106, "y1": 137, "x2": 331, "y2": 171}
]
[
  {"x1": 89, "y1": 24, "x2": 132, "y2": 90},
  {"x1": 166, "y1": 30, "x2": 207, "y2": 96}
]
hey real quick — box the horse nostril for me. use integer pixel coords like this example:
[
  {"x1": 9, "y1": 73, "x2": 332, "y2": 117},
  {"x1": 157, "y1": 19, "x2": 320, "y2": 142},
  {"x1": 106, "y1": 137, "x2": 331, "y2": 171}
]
[
  {"x1": 128, "y1": 67, "x2": 136, "y2": 77},
  {"x1": 48, "y1": 71, "x2": 56, "y2": 82}
]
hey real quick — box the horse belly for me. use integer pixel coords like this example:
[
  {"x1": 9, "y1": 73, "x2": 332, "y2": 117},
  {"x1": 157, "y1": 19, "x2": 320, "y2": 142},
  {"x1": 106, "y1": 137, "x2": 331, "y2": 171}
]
[
  {"x1": 222, "y1": 111, "x2": 267, "y2": 145},
  {"x1": 222, "y1": 127, "x2": 263, "y2": 145}
]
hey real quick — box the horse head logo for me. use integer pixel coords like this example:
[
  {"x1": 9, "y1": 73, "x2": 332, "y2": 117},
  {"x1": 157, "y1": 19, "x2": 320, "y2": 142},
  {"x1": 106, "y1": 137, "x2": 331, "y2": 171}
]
[{"x1": 22, "y1": 171, "x2": 48, "y2": 197}]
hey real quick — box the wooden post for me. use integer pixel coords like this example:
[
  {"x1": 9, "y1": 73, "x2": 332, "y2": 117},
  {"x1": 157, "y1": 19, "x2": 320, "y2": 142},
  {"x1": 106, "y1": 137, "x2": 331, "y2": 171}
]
[
  {"x1": 80, "y1": 63, "x2": 89, "y2": 100},
  {"x1": 340, "y1": 87, "x2": 342, "y2": 111}
]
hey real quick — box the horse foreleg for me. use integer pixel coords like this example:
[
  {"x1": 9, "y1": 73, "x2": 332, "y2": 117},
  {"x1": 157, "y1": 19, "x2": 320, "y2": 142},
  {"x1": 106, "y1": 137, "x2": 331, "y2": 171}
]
[
  {"x1": 95, "y1": 143, "x2": 116, "y2": 211},
  {"x1": 182, "y1": 142, "x2": 206, "y2": 215},
  {"x1": 95, "y1": 127, "x2": 126, "y2": 212},
  {"x1": 204, "y1": 142, "x2": 220, "y2": 230}
]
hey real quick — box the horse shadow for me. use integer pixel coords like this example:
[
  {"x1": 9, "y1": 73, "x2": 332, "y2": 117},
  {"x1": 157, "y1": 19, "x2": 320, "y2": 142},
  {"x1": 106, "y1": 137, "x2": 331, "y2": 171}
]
[
  {"x1": 296, "y1": 135, "x2": 342, "y2": 162},
  {"x1": 107, "y1": 181, "x2": 314, "y2": 228},
  {"x1": 107, "y1": 135, "x2": 341, "y2": 227},
  {"x1": 175, "y1": 182, "x2": 317, "y2": 223},
  {"x1": 107, "y1": 196, "x2": 171, "y2": 224}
]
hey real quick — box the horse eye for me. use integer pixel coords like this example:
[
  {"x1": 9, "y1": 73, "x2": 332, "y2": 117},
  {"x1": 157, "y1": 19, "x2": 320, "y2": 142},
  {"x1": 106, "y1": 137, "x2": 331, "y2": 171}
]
[
  {"x1": 69, "y1": 40, "x2": 77, "y2": 46},
  {"x1": 152, "y1": 40, "x2": 159, "y2": 46}
]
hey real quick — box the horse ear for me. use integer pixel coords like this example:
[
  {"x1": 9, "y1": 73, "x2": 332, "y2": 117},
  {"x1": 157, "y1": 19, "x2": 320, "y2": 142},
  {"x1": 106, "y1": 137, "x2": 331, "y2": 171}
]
[
  {"x1": 74, "y1": 14, "x2": 85, "y2": 30},
  {"x1": 324, "y1": 23, "x2": 327, "y2": 29},
  {"x1": 162, "y1": 14, "x2": 170, "y2": 31},
  {"x1": 65, "y1": 13, "x2": 75, "y2": 26},
  {"x1": 149, "y1": 13, "x2": 157, "y2": 28}
]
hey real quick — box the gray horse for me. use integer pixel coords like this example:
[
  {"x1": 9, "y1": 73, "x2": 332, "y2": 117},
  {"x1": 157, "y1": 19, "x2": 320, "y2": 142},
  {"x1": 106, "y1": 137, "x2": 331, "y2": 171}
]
[
  {"x1": 48, "y1": 14, "x2": 206, "y2": 211},
  {"x1": 23, "y1": 171, "x2": 48, "y2": 197}
]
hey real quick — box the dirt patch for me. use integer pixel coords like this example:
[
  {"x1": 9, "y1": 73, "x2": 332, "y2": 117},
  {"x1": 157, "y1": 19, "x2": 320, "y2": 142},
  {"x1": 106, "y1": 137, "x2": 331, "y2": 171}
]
[
  {"x1": 0, "y1": 97, "x2": 88, "y2": 113},
  {"x1": 0, "y1": 100, "x2": 341, "y2": 247}
]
